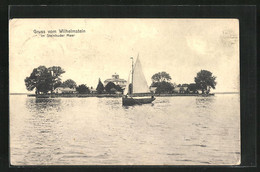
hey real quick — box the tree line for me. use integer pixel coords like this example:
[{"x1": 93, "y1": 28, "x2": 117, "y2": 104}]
[
  {"x1": 150, "y1": 70, "x2": 217, "y2": 94},
  {"x1": 24, "y1": 66, "x2": 124, "y2": 94},
  {"x1": 25, "y1": 66, "x2": 216, "y2": 95},
  {"x1": 96, "y1": 78, "x2": 123, "y2": 94}
]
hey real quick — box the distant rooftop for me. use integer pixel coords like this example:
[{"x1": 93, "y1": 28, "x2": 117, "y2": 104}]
[{"x1": 104, "y1": 73, "x2": 126, "y2": 83}]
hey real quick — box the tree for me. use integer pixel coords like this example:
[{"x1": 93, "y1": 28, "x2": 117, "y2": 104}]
[
  {"x1": 48, "y1": 66, "x2": 65, "y2": 92},
  {"x1": 110, "y1": 88, "x2": 117, "y2": 94},
  {"x1": 61, "y1": 79, "x2": 77, "y2": 88},
  {"x1": 48, "y1": 66, "x2": 65, "y2": 78},
  {"x1": 151, "y1": 81, "x2": 174, "y2": 94},
  {"x1": 76, "y1": 84, "x2": 90, "y2": 94},
  {"x1": 104, "y1": 82, "x2": 123, "y2": 94},
  {"x1": 188, "y1": 83, "x2": 199, "y2": 94},
  {"x1": 24, "y1": 66, "x2": 53, "y2": 94},
  {"x1": 151, "y1": 71, "x2": 172, "y2": 83},
  {"x1": 194, "y1": 70, "x2": 217, "y2": 94},
  {"x1": 182, "y1": 83, "x2": 189, "y2": 87},
  {"x1": 96, "y1": 78, "x2": 104, "y2": 94},
  {"x1": 105, "y1": 82, "x2": 117, "y2": 94},
  {"x1": 25, "y1": 65, "x2": 65, "y2": 94},
  {"x1": 151, "y1": 72, "x2": 173, "y2": 94},
  {"x1": 53, "y1": 80, "x2": 62, "y2": 89},
  {"x1": 115, "y1": 85, "x2": 123, "y2": 93}
]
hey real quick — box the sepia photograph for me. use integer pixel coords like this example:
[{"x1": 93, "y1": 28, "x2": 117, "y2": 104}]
[{"x1": 9, "y1": 18, "x2": 240, "y2": 165}]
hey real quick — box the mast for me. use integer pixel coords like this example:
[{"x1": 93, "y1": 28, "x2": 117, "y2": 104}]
[{"x1": 131, "y1": 57, "x2": 134, "y2": 94}]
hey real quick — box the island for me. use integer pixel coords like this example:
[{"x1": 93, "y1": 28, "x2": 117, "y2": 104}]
[{"x1": 25, "y1": 66, "x2": 216, "y2": 98}]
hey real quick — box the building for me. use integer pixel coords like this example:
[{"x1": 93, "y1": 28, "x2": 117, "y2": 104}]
[
  {"x1": 104, "y1": 73, "x2": 127, "y2": 89},
  {"x1": 89, "y1": 87, "x2": 97, "y2": 94},
  {"x1": 54, "y1": 87, "x2": 77, "y2": 94},
  {"x1": 173, "y1": 85, "x2": 189, "y2": 93},
  {"x1": 173, "y1": 87, "x2": 181, "y2": 93}
]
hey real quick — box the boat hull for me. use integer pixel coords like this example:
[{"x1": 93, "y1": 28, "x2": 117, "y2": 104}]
[{"x1": 122, "y1": 97, "x2": 155, "y2": 106}]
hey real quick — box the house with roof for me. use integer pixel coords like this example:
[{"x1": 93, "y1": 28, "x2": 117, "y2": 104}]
[
  {"x1": 104, "y1": 73, "x2": 127, "y2": 89},
  {"x1": 173, "y1": 87, "x2": 180, "y2": 93},
  {"x1": 54, "y1": 87, "x2": 77, "y2": 94},
  {"x1": 173, "y1": 84, "x2": 189, "y2": 93},
  {"x1": 89, "y1": 86, "x2": 97, "y2": 94}
]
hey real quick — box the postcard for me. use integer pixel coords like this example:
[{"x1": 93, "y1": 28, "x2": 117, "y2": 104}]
[{"x1": 9, "y1": 18, "x2": 240, "y2": 165}]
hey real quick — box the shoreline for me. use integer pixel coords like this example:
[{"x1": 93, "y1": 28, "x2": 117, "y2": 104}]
[{"x1": 24, "y1": 93, "x2": 216, "y2": 98}]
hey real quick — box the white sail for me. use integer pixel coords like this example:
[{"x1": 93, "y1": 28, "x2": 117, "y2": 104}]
[
  {"x1": 123, "y1": 71, "x2": 131, "y2": 95},
  {"x1": 132, "y1": 57, "x2": 150, "y2": 93}
]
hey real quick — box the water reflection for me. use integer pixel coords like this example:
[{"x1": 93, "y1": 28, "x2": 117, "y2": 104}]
[
  {"x1": 10, "y1": 95, "x2": 240, "y2": 165},
  {"x1": 122, "y1": 102, "x2": 155, "y2": 111},
  {"x1": 26, "y1": 98, "x2": 62, "y2": 113},
  {"x1": 23, "y1": 98, "x2": 64, "y2": 164},
  {"x1": 195, "y1": 97, "x2": 215, "y2": 109}
]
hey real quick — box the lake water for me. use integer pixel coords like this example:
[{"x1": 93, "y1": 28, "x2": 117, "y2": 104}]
[{"x1": 10, "y1": 94, "x2": 240, "y2": 165}]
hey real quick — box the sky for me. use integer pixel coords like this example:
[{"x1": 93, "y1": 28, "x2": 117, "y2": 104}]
[{"x1": 9, "y1": 19, "x2": 239, "y2": 93}]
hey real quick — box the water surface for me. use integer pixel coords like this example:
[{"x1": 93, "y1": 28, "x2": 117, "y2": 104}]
[{"x1": 10, "y1": 94, "x2": 240, "y2": 165}]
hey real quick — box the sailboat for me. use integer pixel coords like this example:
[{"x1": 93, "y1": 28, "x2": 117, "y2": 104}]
[{"x1": 122, "y1": 55, "x2": 155, "y2": 106}]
